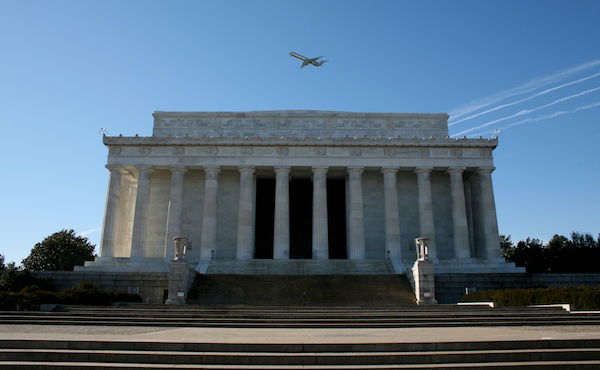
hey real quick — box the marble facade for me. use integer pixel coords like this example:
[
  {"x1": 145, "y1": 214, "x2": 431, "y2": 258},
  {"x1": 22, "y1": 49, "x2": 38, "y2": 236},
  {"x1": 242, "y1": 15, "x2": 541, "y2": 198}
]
[{"x1": 88, "y1": 110, "x2": 519, "y2": 274}]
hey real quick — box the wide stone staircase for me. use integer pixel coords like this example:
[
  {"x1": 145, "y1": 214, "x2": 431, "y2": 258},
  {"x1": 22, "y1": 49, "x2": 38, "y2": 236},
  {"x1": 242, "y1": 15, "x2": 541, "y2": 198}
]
[
  {"x1": 2, "y1": 305, "x2": 600, "y2": 368},
  {"x1": 1, "y1": 337, "x2": 600, "y2": 368},
  {"x1": 205, "y1": 259, "x2": 395, "y2": 275},
  {"x1": 2, "y1": 305, "x2": 600, "y2": 328}
]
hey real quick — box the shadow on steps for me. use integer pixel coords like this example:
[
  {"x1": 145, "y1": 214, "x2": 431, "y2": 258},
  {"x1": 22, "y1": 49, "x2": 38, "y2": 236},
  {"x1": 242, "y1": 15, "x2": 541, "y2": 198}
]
[{"x1": 187, "y1": 274, "x2": 416, "y2": 306}]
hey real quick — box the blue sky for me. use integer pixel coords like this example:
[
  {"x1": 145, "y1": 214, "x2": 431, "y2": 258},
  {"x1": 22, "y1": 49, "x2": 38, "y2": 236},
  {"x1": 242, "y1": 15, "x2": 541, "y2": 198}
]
[{"x1": 0, "y1": 0, "x2": 598, "y2": 264}]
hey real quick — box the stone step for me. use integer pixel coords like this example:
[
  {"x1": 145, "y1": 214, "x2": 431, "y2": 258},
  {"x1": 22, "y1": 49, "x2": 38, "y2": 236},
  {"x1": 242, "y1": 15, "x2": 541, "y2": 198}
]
[
  {"x1": 205, "y1": 259, "x2": 395, "y2": 275},
  {"x1": 187, "y1": 274, "x2": 416, "y2": 306},
  {"x1": 3, "y1": 339, "x2": 600, "y2": 353},
  {"x1": 2, "y1": 360, "x2": 600, "y2": 369},
  {"x1": 2, "y1": 348, "x2": 600, "y2": 365},
  {"x1": 2, "y1": 318, "x2": 600, "y2": 328},
  {"x1": 3, "y1": 312, "x2": 580, "y2": 319}
]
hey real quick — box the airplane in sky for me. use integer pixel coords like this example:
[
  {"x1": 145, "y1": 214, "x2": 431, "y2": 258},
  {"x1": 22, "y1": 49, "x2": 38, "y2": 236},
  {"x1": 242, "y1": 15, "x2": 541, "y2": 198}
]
[{"x1": 289, "y1": 52, "x2": 328, "y2": 68}]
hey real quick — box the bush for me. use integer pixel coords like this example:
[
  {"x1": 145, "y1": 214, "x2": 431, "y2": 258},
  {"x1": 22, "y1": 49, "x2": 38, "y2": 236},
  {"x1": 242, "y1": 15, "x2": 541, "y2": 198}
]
[
  {"x1": 461, "y1": 285, "x2": 600, "y2": 310},
  {"x1": 0, "y1": 265, "x2": 54, "y2": 292},
  {"x1": 0, "y1": 281, "x2": 141, "y2": 310}
]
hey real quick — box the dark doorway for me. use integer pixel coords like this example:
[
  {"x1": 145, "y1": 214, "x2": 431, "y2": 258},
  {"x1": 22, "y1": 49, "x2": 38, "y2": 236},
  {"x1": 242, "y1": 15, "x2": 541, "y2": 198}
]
[
  {"x1": 327, "y1": 178, "x2": 347, "y2": 259},
  {"x1": 254, "y1": 178, "x2": 275, "y2": 258},
  {"x1": 290, "y1": 178, "x2": 313, "y2": 259}
]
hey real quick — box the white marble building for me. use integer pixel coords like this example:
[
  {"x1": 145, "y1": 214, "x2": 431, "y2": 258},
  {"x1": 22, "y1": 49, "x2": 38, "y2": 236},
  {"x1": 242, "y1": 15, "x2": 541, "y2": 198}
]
[{"x1": 89, "y1": 110, "x2": 519, "y2": 274}]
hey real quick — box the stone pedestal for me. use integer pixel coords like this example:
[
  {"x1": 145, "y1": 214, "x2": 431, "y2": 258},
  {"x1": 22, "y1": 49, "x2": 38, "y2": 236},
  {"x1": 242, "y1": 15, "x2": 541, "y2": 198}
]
[
  {"x1": 412, "y1": 238, "x2": 437, "y2": 305},
  {"x1": 166, "y1": 260, "x2": 195, "y2": 305}
]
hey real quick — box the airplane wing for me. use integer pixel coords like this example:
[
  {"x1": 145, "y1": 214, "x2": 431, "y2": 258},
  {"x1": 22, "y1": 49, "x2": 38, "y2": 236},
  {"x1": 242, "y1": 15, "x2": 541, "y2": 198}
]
[
  {"x1": 312, "y1": 56, "x2": 324, "y2": 60},
  {"x1": 289, "y1": 52, "x2": 307, "y2": 61}
]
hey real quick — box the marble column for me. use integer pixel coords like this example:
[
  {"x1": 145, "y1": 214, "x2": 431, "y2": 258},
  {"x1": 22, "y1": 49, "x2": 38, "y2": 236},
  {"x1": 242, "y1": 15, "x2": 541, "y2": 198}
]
[
  {"x1": 236, "y1": 166, "x2": 256, "y2": 259},
  {"x1": 164, "y1": 166, "x2": 187, "y2": 260},
  {"x1": 448, "y1": 167, "x2": 471, "y2": 260},
  {"x1": 273, "y1": 166, "x2": 290, "y2": 259},
  {"x1": 200, "y1": 166, "x2": 220, "y2": 259},
  {"x1": 415, "y1": 167, "x2": 437, "y2": 261},
  {"x1": 477, "y1": 167, "x2": 503, "y2": 261},
  {"x1": 464, "y1": 179, "x2": 476, "y2": 258},
  {"x1": 312, "y1": 167, "x2": 329, "y2": 260},
  {"x1": 99, "y1": 165, "x2": 122, "y2": 258},
  {"x1": 382, "y1": 167, "x2": 402, "y2": 260},
  {"x1": 130, "y1": 165, "x2": 153, "y2": 258},
  {"x1": 347, "y1": 167, "x2": 365, "y2": 260}
]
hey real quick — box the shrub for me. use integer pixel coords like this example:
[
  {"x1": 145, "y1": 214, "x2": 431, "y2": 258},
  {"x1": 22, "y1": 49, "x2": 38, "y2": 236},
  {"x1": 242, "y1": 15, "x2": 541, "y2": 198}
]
[
  {"x1": 0, "y1": 266, "x2": 54, "y2": 292},
  {"x1": 461, "y1": 285, "x2": 600, "y2": 309},
  {"x1": 0, "y1": 281, "x2": 141, "y2": 310}
]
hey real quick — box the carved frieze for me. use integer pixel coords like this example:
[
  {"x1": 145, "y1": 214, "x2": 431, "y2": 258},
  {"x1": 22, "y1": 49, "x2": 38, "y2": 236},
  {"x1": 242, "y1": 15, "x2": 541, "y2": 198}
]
[
  {"x1": 275, "y1": 147, "x2": 289, "y2": 156},
  {"x1": 383, "y1": 148, "x2": 396, "y2": 157},
  {"x1": 350, "y1": 148, "x2": 362, "y2": 156},
  {"x1": 240, "y1": 147, "x2": 253, "y2": 155}
]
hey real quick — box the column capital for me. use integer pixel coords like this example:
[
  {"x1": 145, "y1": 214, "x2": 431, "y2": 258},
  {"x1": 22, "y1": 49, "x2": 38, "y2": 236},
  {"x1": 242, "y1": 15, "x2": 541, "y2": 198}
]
[
  {"x1": 238, "y1": 166, "x2": 255, "y2": 173},
  {"x1": 170, "y1": 165, "x2": 188, "y2": 173},
  {"x1": 105, "y1": 165, "x2": 123, "y2": 172},
  {"x1": 274, "y1": 166, "x2": 291, "y2": 174},
  {"x1": 204, "y1": 166, "x2": 220, "y2": 173},
  {"x1": 312, "y1": 166, "x2": 328, "y2": 174},
  {"x1": 476, "y1": 166, "x2": 496, "y2": 175},
  {"x1": 381, "y1": 167, "x2": 399, "y2": 174},
  {"x1": 414, "y1": 166, "x2": 433, "y2": 175},
  {"x1": 347, "y1": 166, "x2": 364, "y2": 175},
  {"x1": 136, "y1": 165, "x2": 154, "y2": 175},
  {"x1": 447, "y1": 166, "x2": 466, "y2": 175}
]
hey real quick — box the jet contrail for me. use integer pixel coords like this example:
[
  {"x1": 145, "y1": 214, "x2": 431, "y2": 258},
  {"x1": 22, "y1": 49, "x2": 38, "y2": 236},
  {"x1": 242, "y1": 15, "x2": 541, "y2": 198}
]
[
  {"x1": 448, "y1": 58, "x2": 600, "y2": 121},
  {"x1": 78, "y1": 227, "x2": 101, "y2": 237},
  {"x1": 451, "y1": 86, "x2": 600, "y2": 137},
  {"x1": 499, "y1": 100, "x2": 600, "y2": 131},
  {"x1": 467, "y1": 100, "x2": 600, "y2": 137},
  {"x1": 449, "y1": 71, "x2": 600, "y2": 126}
]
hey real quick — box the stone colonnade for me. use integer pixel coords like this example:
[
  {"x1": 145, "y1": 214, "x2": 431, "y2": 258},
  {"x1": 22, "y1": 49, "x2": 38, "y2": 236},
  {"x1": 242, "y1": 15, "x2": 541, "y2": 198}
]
[{"x1": 100, "y1": 165, "x2": 500, "y2": 262}]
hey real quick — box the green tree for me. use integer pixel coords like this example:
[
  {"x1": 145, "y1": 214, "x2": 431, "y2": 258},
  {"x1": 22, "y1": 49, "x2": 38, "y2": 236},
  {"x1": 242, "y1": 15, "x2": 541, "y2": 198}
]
[
  {"x1": 0, "y1": 254, "x2": 5, "y2": 271},
  {"x1": 499, "y1": 234, "x2": 514, "y2": 260},
  {"x1": 0, "y1": 263, "x2": 54, "y2": 292},
  {"x1": 21, "y1": 229, "x2": 96, "y2": 271}
]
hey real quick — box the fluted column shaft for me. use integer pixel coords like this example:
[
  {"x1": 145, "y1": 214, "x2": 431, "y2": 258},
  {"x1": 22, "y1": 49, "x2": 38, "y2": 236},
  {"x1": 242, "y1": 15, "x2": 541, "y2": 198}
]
[
  {"x1": 382, "y1": 168, "x2": 402, "y2": 259},
  {"x1": 200, "y1": 167, "x2": 220, "y2": 259},
  {"x1": 312, "y1": 167, "x2": 329, "y2": 259},
  {"x1": 99, "y1": 166, "x2": 122, "y2": 258},
  {"x1": 236, "y1": 166, "x2": 256, "y2": 259},
  {"x1": 348, "y1": 167, "x2": 365, "y2": 259},
  {"x1": 448, "y1": 167, "x2": 471, "y2": 260},
  {"x1": 415, "y1": 167, "x2": 437, "y2": 261},
  {"x1": 478, "y1": 167, "x2": 503, "y2": 261},
  {"x1": 130, "y1": 166, "x2": 153, "y2": 258},
  {"x1": 165, "y1": 166, "x2": 187, "y2": 260},
  {"x1": 273, "y1": 166, "x2": 290, "y2": 259}
]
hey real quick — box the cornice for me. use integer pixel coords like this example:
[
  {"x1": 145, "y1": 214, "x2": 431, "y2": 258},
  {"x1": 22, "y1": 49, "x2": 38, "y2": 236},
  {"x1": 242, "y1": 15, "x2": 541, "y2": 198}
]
[
  {"x1": 152, "y1": 110, "x2": 449, "y2": 120},
  {"x1": 103, "y1": 136, "x2": 498, "y2": 149}
]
